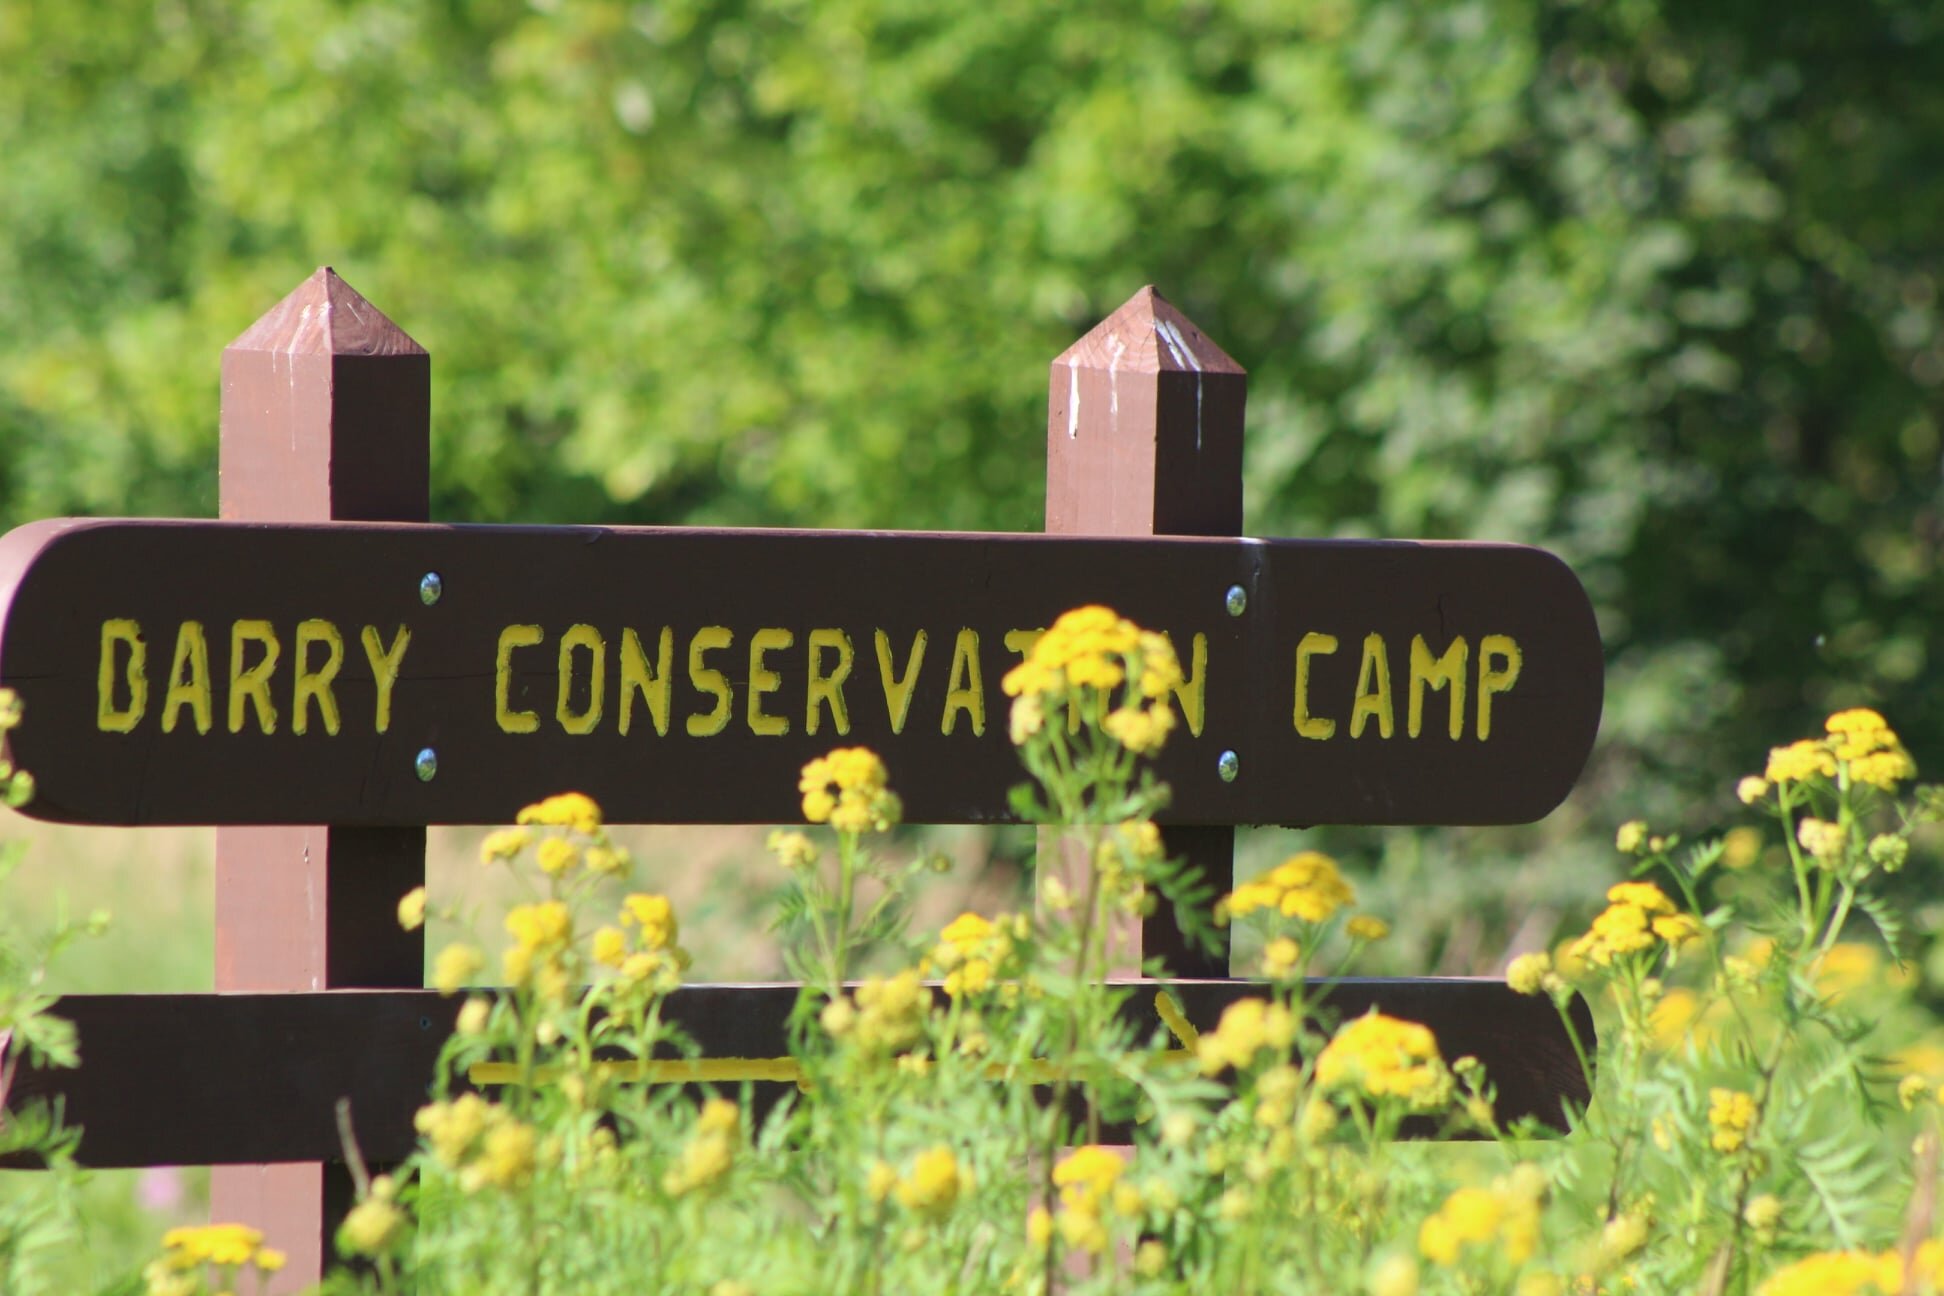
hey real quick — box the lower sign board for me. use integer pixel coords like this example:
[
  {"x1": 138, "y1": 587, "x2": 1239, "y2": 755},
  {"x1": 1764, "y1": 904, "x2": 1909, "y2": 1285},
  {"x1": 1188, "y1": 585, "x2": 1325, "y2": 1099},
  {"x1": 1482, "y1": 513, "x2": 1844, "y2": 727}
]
[{"x1": 0, "y1": 519, "x2": 1602, "y2": 828}]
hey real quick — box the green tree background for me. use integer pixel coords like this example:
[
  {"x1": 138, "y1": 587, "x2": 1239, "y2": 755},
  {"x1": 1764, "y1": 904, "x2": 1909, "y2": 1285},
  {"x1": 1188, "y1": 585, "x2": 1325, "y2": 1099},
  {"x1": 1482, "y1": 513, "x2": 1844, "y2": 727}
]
[{"x1": 4, "y1": 0, "x2": 1940, "y2": 964}]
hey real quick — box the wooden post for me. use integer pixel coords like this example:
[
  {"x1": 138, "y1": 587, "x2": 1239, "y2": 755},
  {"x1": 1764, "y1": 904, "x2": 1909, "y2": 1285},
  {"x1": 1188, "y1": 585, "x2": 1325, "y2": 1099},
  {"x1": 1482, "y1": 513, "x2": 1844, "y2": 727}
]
[
  {"x1": 1043, "y1": 286, "x2": 1245, "y2": 978},
  {"x1": 211, "y1": 268, "x2": 429, "y2": 1289}
]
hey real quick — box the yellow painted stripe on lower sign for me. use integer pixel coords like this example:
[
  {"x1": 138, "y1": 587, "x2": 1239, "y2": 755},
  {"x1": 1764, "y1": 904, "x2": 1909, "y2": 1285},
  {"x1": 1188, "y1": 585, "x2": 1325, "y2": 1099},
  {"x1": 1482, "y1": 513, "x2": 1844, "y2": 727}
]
[{"x1": 469, "y1": 989, "x2": 1198, "y2": 1089}]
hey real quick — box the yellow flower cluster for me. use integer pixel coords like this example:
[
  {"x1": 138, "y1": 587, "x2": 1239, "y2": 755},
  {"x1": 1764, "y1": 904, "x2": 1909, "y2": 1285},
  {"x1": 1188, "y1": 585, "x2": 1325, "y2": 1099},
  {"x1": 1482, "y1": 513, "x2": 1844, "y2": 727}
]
[
  {"x1": 621, "y1": 892, "x2": 679, "y2": 950},
  {"x1": 1757, "y1": 1241, "x2": 1944, "y2": 1296},
  {"x1": 1707, "y1": 1087, "x2": 1756, "y2": 1153},
  {"x1": 663, "y1": 1098, "x2": 740, "y2": 1197},
  {"x1": 766, "y1": 828, "x2": 818, "y2": 872},
  {"x1": 1347, "y1": 915, "x2": 1390, "y2": 941},
  {"x1": 893, "y1": 1145, "x2": 970, "y2": 1220},
  {"x1": 415, "y1": 1094, "x2": 539, "y2": 1192},
  {"x1": 586, "y1": 892, "x2": 690, "y2": 988},
  {"x1": 1042, "y1": 1145, "x2": 1132, "y2": 1254},
  {"x1": 1760, "y1": 709, "x2": 1917, "y2": 793},
  {"x1": 480, "y1": 826, "x2": 533, "y2": 864},
  {"x1": 1826, "y1": 708, "x2": 1917, "y2": 790},
  {"x1": 517, "y1": 791, "x2": 604, "y2": 833},
  {"x1": 1506, "y1": 951, "x2": 1556, "y2": 996},
  {"x1": 1196, "y1": 998, "x2": 1297, "y2": 1074},
  {"x1": 397, "y1": 884, "x2": 428, "y2": 931},
  {"x1": 337, "y1": 1175, "x2": 406, "y2": 1257},
  {"x1": 1261, "y1": 936, "x2": 1302, "y2": 979},
  {"x1": 822, "y1": 969, "x2": 928, "y2": 1054},
  {"x1": 1417, "y1": 1165, "x2": 1545, "y2": 1266},
  {"x1": 799, "y1": 747, "x2": 902, "y2": 833},
  {"x1": 1000, "y1": 606, "x2": 1181, "y2": 749},
  {"x1": 1796, "y1": 817, "x2": 1846, "y2": 862},
  {"x1": 1567, "y1": 881, "x2": 1702, "y2": 967},
  {"x1": 481, "y1": 793, "x2": 630, "y2": 879},
  {"x1": 1101, "y1": 700, "x2": 1175, "y2": 754},
  {"x1": 1004, "y1": 606, "x2": 1170, "y2": 699},
  {"x1": 432, "y1": 942, "x2": 486, "y2": 995},
  {"x1": 925, "y1": 911, "x2": 1023, "y2": 999},
  {"x1": 144, "y1": 1224, "x2": 286, "y2": 1296},
  {"x1": 1218, "y1": 852, "x2": 1356, "y2": 925},
  {"x1": 507, "y1": 899, "x2": 572, "y2": 950},
  {"x1": 1315, "y1": 1010, "x2": 1454, "y2": 1111},
  {"x1": 504, "y1": 899, "x2": 573, "y2": 994}
]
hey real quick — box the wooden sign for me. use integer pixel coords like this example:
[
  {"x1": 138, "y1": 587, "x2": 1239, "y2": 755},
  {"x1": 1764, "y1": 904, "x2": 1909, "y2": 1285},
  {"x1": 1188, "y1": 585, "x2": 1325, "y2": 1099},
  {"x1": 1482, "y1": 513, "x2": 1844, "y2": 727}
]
[{"x1": 0, "y1": 516, "x2": 1602, "y2": 828}]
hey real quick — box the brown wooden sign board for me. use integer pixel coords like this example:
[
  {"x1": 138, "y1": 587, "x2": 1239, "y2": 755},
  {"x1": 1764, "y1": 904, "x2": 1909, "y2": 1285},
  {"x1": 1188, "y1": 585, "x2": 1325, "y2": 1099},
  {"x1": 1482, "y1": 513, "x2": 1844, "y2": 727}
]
[
  {"x1": 0, "y1": 518, "x2": 1602, "y2": 829},
  {"x1": 5, "y1": 978, "x2": 1593, "y2": 1168}
]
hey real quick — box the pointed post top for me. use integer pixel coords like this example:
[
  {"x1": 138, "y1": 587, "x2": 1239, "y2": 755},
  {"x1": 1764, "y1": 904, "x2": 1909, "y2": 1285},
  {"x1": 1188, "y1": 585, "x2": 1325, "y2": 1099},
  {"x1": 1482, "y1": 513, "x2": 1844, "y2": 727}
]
[
  {"x1": 227, "y1": 267, "x2": 426, "y2": 358},
  {"x1": 1053, "y1": 285, "x2": 1244, "y2": 376}
]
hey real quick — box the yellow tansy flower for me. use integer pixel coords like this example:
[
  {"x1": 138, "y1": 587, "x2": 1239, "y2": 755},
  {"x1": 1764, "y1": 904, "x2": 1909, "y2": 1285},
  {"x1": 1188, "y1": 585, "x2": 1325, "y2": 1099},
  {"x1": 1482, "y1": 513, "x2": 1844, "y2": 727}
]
[
  {"x1": 621, "y1": 893, "x2": 679, "y2": 950},
  {"x1": 396, "y1": 885, "x2": 426, "y2": 932},
  {"x1": 1347, "y1": 915, "x2": 1390, "y2": 942},
  {"x1": 516, "y1": 791, "x2": 603, "y2": 833},
  {"x1": 1196, "y1": 998, "x2": 1297, "y2": 1074},
  {"x1": 1708, "y1": 1087, "x2": 1756, "y2": 1152},
  {"x1": 1102, "y1": 702, "x2": 1174, "y2": 754},
  {"x1": 1262, "y1": 936, "x2": 1302, "y2": 979},
  {"x1": 592, "y1": 926, "x2": 627, "y2": 968},
  {"x1": 766, "y1": 829, "x2": 818, "y2": 872},
  {"x1": 506, "y1": 900, "x2": 571, "y2": 950},
  {"x1": 894, "y1": 1145, "x2": 968, "y2": 1219},
  {"x1": 431, "y1": 943, "x2": 485, "y2": 995},
  {"x1": 1506, "y1": 952, "x2": 1552, "y2": 996},
  {"x1": 1315, "y1": 1010, "x2": 1453, "y2": 1110},
  {"x1": 1218, "y1": 851, "x2": 1355, "y2": 925},
  {"x1": 337, "y1": 1197, "x2": 404, "y2": 1256},
  {"x1": 1766, "y1": 739, "x2": 1836, "y2": 785},
  {"x1": 926, "y1": 911, "x2": 1019, "y2": 999},
  {"x1": 799, "y1": 747, "x2": 902, "y2": 833},
  {"x1": 536, "y1": 837, "x2": 579, "y2": 877},
  {"x1": 479, "y1": 827, "x2": 532, "y2": 864},
  {"x1": 1417, "y1": 1166, "x2": 1544, "y2": 1267},
  {"x1": 663, "y1": 1099, "x2": 739, "y2": 1197}
]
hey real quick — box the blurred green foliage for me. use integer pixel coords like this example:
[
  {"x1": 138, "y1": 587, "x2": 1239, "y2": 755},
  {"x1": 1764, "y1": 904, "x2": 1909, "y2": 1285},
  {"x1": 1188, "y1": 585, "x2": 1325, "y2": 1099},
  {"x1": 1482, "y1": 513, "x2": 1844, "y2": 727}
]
[{"x1": 3, "y1": 0, "x2": 1941, "y2": 947}]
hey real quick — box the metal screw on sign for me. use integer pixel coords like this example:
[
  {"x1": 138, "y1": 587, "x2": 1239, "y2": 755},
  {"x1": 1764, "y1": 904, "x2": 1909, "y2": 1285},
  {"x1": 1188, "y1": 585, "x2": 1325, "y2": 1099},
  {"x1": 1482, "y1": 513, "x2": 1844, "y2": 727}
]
[
  {"x1": 419, "y1": 572, "x2": 444, "y2": 606},
  {"x1": 414, "y1": 748, "x2": 439, "y2": 782},
  {"x1": 1217, "y1": 750, "x2": 1240, "y2": 782},
  {"x1": 1225, "y1": 585, "x2": 1247, "y2": 617}
]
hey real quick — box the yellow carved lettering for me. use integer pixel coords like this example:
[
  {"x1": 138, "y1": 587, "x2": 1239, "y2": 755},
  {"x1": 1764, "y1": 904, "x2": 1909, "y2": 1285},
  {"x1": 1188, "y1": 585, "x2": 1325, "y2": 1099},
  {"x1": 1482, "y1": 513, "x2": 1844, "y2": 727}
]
[
  {"x1": 1002, "y1": 628, "x2": 1043, "y2": 659},
  {"x1": 747, "y1": 627, "x2": 792, "y2": 736},
  {"x1": 556, "y1": 624, "x2": 606, "y2": 735},
  {"x1": 618, "y1": 627, "x2": 672, "y2": 737},
  {"x1": 292, "y1": 619, "x2": 344, "y2": 736},
  {"x1": 161, "y1": 621, "x2": 211, "y2": 735},
  {"x1": 97, "y1": 618, "x2": 147, "y2": 733},
  {"x1": 492, "y1": 624, "x2": 539, "y2": 735},
  {"x1": 362, "y1": 625, "x2": 411, "y2": 735},
  {"x1": 941, "y1": 628, "x2": 984, "y2": 737},
  {"x1": 228, "y1": 620, "x2": 280, "y2": 735},
  {"x1": 686, "y1": 626, "x2": 733, "y2": 737},
  {"x1": 1408, "y1": 635, "x2": 1468, "y2": 740},
  {"x1": 1349, "y1": 632, "x2": 1393, "y2": 740},
  {"x1": 1477, "y1": 634, "x2": 1523, "y2": 741},
  {"x1": 806, "y1": 628, "x2": 853, "y2": 736},
  {"x1": 875, "y1": 629, "x2": 927, "y2": 735},
  {"x1": 1166, "y1": 631, "x2": 1208, "y2": 738},
  {"x1": 1292, "y1": 632, "x2": 1338, "y2": 740}
]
